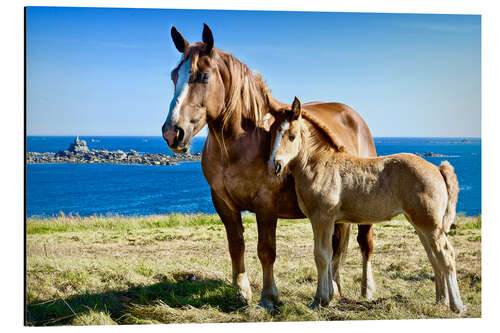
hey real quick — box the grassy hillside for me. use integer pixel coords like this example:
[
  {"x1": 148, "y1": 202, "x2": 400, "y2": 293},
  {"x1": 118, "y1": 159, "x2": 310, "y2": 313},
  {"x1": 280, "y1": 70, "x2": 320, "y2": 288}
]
[{"x1": 26, "y1": 213, "x2": 481, "y2": 325}]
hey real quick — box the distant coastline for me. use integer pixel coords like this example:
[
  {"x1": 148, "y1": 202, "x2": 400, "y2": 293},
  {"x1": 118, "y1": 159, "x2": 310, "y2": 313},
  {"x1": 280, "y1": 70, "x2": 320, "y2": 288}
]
[
  {"x1": 26, "y1": 151, "x2": 202, "y2": 165},
  {"x1": 26, "y1": 136, "x2": 201, "y2": 165}
]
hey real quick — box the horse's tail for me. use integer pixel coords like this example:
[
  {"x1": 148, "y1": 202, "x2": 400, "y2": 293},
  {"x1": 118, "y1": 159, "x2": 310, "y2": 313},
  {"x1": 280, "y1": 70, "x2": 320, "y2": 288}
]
[{"x1": 439, "y1": 161, "x2": 459, "y2": 232}]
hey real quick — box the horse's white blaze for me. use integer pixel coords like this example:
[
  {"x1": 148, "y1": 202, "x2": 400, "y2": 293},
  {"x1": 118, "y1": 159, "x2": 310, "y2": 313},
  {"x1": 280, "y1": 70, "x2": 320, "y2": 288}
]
[
  {"x1": 165, "y1": 58, "x2": 191, "y2": 127},
  {"x1": 269, "y1": 120, "x2": 290, "y2": 167}
]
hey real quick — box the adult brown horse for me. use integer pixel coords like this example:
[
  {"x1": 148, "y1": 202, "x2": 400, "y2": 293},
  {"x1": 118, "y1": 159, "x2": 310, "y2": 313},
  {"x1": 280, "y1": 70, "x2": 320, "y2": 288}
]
[{"x1": 161, "y1": 24, "x2": 377, "y2": 311}]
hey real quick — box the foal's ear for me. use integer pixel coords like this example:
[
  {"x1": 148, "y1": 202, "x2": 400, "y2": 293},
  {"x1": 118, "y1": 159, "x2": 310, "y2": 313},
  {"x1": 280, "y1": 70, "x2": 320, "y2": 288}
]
[
  {"x1": 291, "y1": 96, "x2": 302, "y2": 119},
  {"x1": 260, "y1": 113, "x2": 276, "y2": 132},
  {"x1": 202, "y1": 23, "x2": 214, "y2": 55},
  {"x1": 171, "y1": 26, "x2": 189, "y2": 53}
]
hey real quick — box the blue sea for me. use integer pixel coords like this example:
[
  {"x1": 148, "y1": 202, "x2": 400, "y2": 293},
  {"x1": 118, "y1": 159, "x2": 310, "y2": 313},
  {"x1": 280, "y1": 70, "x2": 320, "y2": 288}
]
[{"x1": 26, "y1": 136, "x2": 481, "y2": 218}]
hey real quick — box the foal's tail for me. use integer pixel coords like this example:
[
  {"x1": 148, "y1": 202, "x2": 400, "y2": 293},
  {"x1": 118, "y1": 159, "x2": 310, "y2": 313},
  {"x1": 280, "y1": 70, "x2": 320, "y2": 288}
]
[{"x1": 439, "y1": 161, "x2": 459, "y2": 232}]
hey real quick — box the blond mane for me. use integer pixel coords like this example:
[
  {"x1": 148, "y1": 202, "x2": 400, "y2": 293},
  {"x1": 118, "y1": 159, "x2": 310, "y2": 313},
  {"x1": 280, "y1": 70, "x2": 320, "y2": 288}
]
[
  {"x1": 191, "y1": 48, "x2": 282, "y2": 158},
  {"x1": 295, "y1": 119, "x2": 338, "y2": 171},
  {"x1": 216, "y1": 49, "x2": 270, "y2": 130}
]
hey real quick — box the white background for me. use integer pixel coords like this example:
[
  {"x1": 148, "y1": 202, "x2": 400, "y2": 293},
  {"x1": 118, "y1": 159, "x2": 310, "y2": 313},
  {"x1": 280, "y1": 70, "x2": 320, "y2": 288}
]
[{"x1": 1, "y1": 0, "x2": 498, "y2": 332}]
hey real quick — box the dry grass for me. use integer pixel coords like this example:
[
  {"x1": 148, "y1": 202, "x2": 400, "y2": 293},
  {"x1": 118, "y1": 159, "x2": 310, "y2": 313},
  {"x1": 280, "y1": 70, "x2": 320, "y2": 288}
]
[{"x1": 25, "y1": 213, "x2": 481, "y2": 325}]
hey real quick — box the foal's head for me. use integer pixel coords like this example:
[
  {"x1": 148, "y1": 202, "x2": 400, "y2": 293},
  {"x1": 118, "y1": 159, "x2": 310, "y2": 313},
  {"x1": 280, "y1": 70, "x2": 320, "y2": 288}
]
[
  {"x1": 265, "y1": 97, "x2": 304, "y2": 176},
  {"x1": 161, "y1": 24, "x2": 225, "y2": 153}
]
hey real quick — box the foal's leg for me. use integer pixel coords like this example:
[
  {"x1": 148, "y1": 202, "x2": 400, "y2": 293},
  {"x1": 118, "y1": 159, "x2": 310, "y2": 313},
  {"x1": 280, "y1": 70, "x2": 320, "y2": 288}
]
[
  {"x1": 412, "y1": 220, "x2": 465, "y2": 314},
  {"x1": 312, "y1": 217, "x2": 336, "y2": 308},
  {"x1": 331, "y1": 223, "x2": 350, "y2": 298},
  {"x1": 211, "y1": 190, "x2": 252, "y2": 302},
  {"x1": 357, "y1": 224, "x2": 376, "y2": 300},
  {"x1": 256, "y1": 210, "x2": 279, "y2": 312},
  {"x1": 413, "y1": 228, "x2": 448, "y2": 305},
  {"x1": 422, "y1": 228, "x2": 465, "y2": 313}
]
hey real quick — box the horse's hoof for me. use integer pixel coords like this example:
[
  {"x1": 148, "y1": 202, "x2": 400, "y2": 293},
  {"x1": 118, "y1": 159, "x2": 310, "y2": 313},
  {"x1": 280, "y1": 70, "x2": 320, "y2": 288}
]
[
  {"x1": 310, "y1": 297, "x2": 331, "y2": 310},
  {"x1": 239, "y1": 287, "x2": 252, "y2": 303},
  {"x1": 453, "y1": 303, "x2": 467, "y2": 316},
  {"x1": 309, "y1": 299, "x2": 320, "y2": 310},
  {"x1": 362, "y1": 290, "x2": 374, "y2": 301},
  {"x1": 235, "y1": 275, "x2": 253, "y2": 303},
  {"x1": 258, "y1": 297, "x2": 277, "y2": 314},
  {"x1": 332, "y1": 281, "x2": 341, "y2": 299}
]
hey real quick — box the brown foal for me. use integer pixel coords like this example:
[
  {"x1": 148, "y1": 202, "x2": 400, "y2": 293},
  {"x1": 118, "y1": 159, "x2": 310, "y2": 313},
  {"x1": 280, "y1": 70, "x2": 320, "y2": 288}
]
[{"x1": 266, "y1": 97, "x2": 464, "y2": 313}]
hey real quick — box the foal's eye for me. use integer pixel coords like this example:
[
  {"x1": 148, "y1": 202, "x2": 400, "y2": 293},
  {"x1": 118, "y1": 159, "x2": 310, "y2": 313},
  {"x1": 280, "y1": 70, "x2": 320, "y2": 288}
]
[{"x1": 289, "y1": 135, "x2": 295, "y2": 141}]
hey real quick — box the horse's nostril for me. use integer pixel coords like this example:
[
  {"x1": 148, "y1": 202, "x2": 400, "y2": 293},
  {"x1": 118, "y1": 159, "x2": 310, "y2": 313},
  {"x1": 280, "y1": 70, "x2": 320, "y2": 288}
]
[
  {"x1": 275, "y1": 162, "x2": 282, "y2": 175},
  {"x1": 177, "y1": 126, "x2": 185, "y2": 143}
]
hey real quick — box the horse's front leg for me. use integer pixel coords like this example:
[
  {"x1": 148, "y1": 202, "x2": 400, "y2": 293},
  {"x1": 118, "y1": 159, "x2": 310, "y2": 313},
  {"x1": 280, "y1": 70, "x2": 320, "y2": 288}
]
[
  {"x1": 211, "y1": 190, "x2": 252, "y2": 303},
  {"x1": 255, "y1": 210, "x2": 279, "y2": 312},
  {"x1": 331, "y1": 223, "x2": 350, "y2": 298},
  {"x1": 311, "y1": 216, "x2": 336, "y2": 309}
]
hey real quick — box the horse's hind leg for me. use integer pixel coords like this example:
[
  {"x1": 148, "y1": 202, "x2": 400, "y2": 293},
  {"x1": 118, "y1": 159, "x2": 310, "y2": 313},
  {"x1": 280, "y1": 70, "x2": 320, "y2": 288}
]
[
  {"x1": 256, "y1": 210, "x2": 279, "y2": 312},
  {"x1": 331, "y1": 223, "x2": 350, "y2": 298},
  {"x1": 357, "y1": 224, "x2": 376, "y2": 300},
  {"x1": 211, "y1": 190, "x2": 252, "y2": 303}
]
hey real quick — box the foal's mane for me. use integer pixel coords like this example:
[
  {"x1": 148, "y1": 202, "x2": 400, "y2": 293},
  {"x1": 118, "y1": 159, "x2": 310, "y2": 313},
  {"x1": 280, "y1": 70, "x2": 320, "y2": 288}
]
[{"x1": 296, "y1": 118, "x2": 338, "y2": 170}]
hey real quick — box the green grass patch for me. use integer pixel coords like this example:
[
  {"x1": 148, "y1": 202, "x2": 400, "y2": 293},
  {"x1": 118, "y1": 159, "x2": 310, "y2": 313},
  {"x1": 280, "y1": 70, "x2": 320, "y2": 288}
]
[
  {"x1": 26, "y1": 213, "x2": 256, "y2": 235},
  {"x1": 26, "y1": 214, "x2": 481, "y2": 325}
]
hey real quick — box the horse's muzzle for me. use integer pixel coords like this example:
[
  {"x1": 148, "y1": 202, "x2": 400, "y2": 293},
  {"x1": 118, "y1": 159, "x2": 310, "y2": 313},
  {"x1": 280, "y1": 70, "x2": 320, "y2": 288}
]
[{"x1": 162, "y1": 124, "x2": 187, "y2": 152}]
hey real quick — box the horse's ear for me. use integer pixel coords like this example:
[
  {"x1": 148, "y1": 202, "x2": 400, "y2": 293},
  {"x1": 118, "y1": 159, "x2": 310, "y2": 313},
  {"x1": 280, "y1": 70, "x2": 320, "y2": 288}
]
[
  {"x1": 291, "y1": 97, "x2": 302, "y2": 119},
  {"x1": 260, "y1": 113, "x2": 276, "y2": 132},
  {"x1": 171, "y1": 26, "x2": 189, "y2": 53},
  {"x1": 202, "y1": 23, "x2": 214, "y2": 55}
]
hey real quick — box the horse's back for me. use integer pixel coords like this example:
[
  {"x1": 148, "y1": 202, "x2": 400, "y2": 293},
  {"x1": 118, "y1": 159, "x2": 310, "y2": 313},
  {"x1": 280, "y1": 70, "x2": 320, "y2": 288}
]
[{"x1": 302, "y1": 102, "x2": 376, "y2": 158}]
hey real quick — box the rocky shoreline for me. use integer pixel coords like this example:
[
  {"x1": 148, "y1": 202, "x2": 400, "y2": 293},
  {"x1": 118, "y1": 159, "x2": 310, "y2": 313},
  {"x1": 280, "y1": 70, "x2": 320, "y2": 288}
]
[
  {"x1": 414, "y1": 152, "x2": 450, "y2": 157},
  {"x1": 26, "y1": 137, "x2": 201, "y2": 166}
]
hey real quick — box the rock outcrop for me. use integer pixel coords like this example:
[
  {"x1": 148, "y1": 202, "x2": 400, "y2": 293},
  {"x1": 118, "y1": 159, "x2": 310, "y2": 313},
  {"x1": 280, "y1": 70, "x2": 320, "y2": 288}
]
[
  {"x1": 414, "y1": 152, "x2": 448, "y2": 157},
  {"x1": 68, "y1": 136, "x2": 89, "y2": 153},
  {"x1": 26, "y1": 137, "x2": 201, "y2": 165}
]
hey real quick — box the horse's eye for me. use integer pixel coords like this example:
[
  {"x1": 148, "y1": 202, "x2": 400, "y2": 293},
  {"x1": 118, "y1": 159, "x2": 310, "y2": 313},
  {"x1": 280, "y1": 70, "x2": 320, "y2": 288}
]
[
  {"x1": 189, "y1": 72, "x2": 209, "y2": 84},
  {"x1": 289, "y1": 135, "x2": 295, "y2": 141}
]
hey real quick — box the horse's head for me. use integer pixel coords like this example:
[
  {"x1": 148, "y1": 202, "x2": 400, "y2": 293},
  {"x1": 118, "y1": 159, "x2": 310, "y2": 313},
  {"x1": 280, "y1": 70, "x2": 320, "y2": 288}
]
[
  {"x1": 263, "y1": 97, "x2": 303, "y2": 176},
  {"x1": 162, "y1": 24, "x2": 225, "y2": 153}
]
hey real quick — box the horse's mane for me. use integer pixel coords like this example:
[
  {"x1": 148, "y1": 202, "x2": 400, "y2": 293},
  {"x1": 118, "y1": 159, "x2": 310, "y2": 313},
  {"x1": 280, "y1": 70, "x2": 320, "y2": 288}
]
[
  {"x1": 191, "y1": 48, "x2": 287, "y2": 158},
  {"x1": 215, "y1": 49, "x2": 272, "y2": 132}
]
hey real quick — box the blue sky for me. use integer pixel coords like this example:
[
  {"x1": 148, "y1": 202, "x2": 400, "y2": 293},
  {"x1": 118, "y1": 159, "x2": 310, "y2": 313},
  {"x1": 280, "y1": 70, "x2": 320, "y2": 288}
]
[{"x1": 26, "y1": 7, "x2": 481, "y2": 137}]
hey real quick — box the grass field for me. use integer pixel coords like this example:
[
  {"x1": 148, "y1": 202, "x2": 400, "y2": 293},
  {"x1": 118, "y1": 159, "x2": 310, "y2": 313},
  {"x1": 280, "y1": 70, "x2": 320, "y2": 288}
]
[{"x1": 25, "y1": 213, "x2": 481, "y2": 325}]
